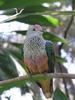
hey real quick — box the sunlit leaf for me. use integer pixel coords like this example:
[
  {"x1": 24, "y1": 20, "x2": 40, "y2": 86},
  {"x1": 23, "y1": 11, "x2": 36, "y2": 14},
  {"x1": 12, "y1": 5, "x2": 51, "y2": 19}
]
[{"x1": 44, "y1": 15, "x2": 62, "y2": 27}]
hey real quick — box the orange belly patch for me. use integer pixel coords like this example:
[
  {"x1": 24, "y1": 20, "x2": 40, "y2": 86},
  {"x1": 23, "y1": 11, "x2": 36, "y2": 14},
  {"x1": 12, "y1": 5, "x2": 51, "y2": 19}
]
[{"x1": 24, "y1": 55, "x2": 48, "y2": 74}]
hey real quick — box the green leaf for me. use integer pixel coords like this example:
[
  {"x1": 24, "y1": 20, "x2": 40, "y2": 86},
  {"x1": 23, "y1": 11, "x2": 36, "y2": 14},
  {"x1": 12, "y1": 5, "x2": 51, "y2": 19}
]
[
  {"x1": 8, "y1": 43, "x2": 29, "y2": 74},
  {"x1": 11, "y1": 42, "x2": 23, "y2": 48},
  {"x1": 43, "y1": 32, "x2": 68, "y2": 43},
  {"x1": 55, "y1": 55, "x2": 67, "y2": 63},
  {"x1": 53, "y1": 88, "x2": 68, "y2": 100},
  {"x1": 0, "y1": 74, "x2": 47, "y2": 94},
  {"x1": 0, "y1": 0, "x2": 4, "y2": 6},
  {"x1": 0, "y1": 14, "x2": 61, "y2": 27},
  {"x1": 3, "y1": 9, "x2": 17, "y2": 15},
  {"x1": 44, "y1": 15, "x2": 62, "y2": 27},
  {"x1": 16, "y1": 31, "x2": 26, "y2": 35},
  {"x1": 16, "y1": 15, "x2": 61, "y2": 27},
  {"x1": 23, "y1": 5, "x2": 49, "y2": 13},
  {"x1": 3, "y1": 5, "x2": 49, "y2": 15},
  {"x1": 0, "y1": 50, "x2": 18, "y2": 80},
  {"x1": 0, "y1": 0, "x2": 62, "y2": 9}
]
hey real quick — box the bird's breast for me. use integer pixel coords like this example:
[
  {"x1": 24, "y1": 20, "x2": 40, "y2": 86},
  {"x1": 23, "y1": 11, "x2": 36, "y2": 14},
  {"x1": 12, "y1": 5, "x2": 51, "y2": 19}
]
[
  {"x1": 24, "y1": 35, "x2": 49, "y2": 74},
  {"x1": 24, "y1": 35, "x2": 46, "y2": 60}
]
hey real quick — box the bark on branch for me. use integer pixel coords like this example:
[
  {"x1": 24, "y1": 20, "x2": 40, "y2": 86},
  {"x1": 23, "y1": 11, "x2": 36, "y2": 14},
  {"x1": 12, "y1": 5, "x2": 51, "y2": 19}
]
[{"x1": 0, "y1": 73, "x2": 75, "y2": 91}]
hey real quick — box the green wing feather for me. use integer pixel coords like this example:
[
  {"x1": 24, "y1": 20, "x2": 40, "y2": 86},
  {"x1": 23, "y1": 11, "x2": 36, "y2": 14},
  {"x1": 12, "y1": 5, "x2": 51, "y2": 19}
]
[{"x1": 45, "y1": 41, "x2": 55, "y2": 73}]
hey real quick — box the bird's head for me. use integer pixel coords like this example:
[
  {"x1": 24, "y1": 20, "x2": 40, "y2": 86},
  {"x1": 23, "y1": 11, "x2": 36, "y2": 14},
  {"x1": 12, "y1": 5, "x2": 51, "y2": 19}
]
[
  {"x1": 33, "y1": 24, "x2": 42, "y2": 31},
  {"x1": 26, "y1": 24, "x2": 43, "y2": 36}
]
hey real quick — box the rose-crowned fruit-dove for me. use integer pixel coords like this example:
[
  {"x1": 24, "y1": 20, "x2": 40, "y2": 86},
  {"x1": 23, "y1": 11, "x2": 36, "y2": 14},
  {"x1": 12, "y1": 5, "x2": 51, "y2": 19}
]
[{"x1": 24, "y1": 24, "x2": 55, "y2": 98}]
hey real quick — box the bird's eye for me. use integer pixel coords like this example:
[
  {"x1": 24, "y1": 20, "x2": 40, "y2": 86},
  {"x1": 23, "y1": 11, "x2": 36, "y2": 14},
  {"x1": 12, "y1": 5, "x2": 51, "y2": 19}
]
[{"x1": 33, "y1": 28, "x2": 35, "y2": 31}]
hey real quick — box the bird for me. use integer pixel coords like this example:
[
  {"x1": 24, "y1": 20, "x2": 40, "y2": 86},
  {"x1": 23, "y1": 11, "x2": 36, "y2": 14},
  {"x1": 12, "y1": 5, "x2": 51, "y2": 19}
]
[{"x1": 24, "y1": 24, "x2": 55, "y2": 98}]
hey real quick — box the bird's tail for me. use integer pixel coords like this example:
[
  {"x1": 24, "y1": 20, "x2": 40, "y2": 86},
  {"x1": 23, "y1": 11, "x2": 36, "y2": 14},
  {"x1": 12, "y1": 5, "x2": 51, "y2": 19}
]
[{"x1": 39, "y1": 79, "x2": 53, "y2": 98}]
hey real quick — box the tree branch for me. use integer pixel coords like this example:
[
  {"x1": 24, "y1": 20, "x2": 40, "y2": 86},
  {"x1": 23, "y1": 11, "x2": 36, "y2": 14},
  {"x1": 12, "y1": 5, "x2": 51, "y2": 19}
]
[{"x1": 0, "y1": 73, "x2": 75, "y2": 93}]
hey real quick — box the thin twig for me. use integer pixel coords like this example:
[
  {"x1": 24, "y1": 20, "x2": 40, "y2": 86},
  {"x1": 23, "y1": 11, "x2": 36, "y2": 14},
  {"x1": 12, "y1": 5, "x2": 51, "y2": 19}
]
[
  {"x1": 58, "y1": 15, "x2": 74, "y2": 53},
  {"x1": 59, "y1": 1, "x2": 74, "y2": 53},
  {"x1": 0, "y1": 9, "x2": 24, "y2": 23}
]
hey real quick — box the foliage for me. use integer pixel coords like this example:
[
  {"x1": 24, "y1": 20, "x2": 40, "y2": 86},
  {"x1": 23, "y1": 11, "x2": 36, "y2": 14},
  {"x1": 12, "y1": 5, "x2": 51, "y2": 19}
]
[{"x1": 53, "y1": 88, "x2": 68, "y2": 100}]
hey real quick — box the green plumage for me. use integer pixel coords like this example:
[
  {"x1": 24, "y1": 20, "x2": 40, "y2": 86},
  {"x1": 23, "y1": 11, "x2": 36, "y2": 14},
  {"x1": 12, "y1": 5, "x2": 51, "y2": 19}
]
[{"x1": 45, "y1": 41, "x2": 55, "y2": 73}]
